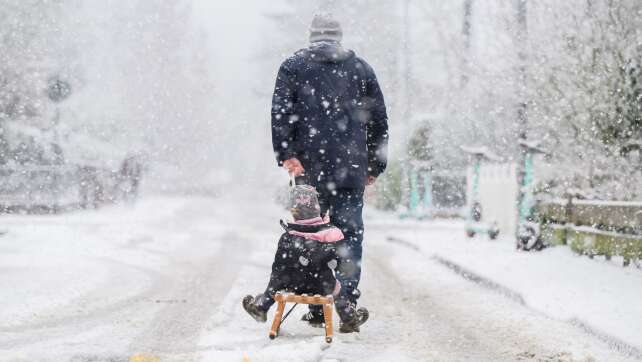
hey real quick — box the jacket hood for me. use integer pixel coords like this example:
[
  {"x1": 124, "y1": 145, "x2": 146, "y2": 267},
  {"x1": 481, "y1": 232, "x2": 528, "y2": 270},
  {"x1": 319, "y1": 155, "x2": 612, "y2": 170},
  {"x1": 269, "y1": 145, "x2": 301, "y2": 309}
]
[{"x1": 297, "y1": 41, "x2": 355, "y2": 63}]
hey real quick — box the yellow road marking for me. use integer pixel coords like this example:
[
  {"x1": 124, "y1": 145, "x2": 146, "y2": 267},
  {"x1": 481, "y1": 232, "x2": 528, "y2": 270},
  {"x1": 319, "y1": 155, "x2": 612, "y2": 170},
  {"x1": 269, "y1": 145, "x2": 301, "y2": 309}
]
[{"x1": 130, "y1": 353, "x2": 160, "y2": 362}]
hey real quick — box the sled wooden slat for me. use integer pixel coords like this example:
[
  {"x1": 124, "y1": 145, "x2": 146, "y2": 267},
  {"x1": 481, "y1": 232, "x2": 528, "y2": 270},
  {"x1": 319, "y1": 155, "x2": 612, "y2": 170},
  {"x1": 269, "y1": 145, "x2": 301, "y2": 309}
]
[
  {"x1": 269, "y1": 292, "x2": 334, "y2": 343},
  {"x1": 274, "y1": 293, "x2": 333, "y2": 305}
]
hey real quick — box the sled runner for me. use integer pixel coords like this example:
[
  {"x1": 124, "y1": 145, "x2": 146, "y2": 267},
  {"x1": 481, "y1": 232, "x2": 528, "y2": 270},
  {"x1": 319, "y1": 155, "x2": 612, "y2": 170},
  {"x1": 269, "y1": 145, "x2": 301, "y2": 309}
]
[{"x1": 269, "y1": 292, "x2": 334, "y2": 343}]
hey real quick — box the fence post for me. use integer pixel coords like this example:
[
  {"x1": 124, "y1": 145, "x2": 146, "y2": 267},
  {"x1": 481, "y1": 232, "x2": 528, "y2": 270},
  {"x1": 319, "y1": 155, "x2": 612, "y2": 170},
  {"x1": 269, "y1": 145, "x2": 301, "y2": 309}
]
[{"x1": 562, "y1": 196, "x2": 573, "y2": 245}]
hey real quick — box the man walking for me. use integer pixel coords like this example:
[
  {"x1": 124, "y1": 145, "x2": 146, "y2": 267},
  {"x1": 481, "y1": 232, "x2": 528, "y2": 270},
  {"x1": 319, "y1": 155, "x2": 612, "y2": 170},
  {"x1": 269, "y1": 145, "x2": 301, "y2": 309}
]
[{"x1": 271, "y1": 13, "x2": 389, "y2": 333}]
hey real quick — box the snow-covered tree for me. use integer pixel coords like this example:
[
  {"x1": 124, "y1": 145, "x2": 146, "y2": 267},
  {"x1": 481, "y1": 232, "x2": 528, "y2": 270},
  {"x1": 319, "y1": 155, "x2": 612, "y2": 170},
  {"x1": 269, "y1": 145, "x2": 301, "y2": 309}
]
[
  {"x1": 0, "y1": 0, "x2": 75, "y2": 164},
  {"x1": 524, "y1": 0, "x2": 642, "y2": 199}
]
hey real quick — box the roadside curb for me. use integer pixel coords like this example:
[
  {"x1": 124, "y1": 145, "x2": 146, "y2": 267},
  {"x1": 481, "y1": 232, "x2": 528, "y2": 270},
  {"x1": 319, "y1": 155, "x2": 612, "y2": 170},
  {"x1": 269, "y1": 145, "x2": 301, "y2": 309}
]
[
  {"x1": 386, "y1": 236, "x2": 420, "y2": 251},
  {"x1": 431, "y1": 255, "x2": 526, "y2": 305}
]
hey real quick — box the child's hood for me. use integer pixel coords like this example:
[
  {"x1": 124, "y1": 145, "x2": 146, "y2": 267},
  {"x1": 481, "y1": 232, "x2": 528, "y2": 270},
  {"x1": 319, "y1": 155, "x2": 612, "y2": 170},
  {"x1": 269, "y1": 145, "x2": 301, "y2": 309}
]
[{"x1": 283, "y1": 216, "x2": 344, "y2": 243}]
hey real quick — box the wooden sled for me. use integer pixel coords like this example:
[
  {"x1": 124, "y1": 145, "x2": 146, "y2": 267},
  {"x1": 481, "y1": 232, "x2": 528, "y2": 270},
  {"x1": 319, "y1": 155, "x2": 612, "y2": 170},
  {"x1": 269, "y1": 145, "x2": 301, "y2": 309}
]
[{"x1": 269, "y1": 292, "x2": 334, "y2": 343}]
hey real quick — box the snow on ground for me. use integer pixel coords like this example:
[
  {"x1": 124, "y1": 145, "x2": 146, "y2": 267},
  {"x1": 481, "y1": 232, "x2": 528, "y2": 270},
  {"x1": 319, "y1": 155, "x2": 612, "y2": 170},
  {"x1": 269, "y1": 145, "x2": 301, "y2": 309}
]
[
  {"x1": 198, "y1": 206, "x2": 640, "y2": 362},
  {"x1": 365, "y1": 211, "x2": 642, "y2": 355},
  {"x1": 0, "y1": 198, "x2": 192, "y2": 329},
  {"x1": 1, "y1": 193, "x2": 640, "y2": 361}
]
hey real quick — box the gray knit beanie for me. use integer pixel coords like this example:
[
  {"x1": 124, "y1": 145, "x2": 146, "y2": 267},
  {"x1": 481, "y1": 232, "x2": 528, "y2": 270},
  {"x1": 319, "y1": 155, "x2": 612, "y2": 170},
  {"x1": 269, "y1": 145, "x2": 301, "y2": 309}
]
[
  {"x1": 309, "y1": 13, "x2": 343, "y2": 43},
  {"x1": 289, "y1": 185, "x2": 321, "y2": 220}
]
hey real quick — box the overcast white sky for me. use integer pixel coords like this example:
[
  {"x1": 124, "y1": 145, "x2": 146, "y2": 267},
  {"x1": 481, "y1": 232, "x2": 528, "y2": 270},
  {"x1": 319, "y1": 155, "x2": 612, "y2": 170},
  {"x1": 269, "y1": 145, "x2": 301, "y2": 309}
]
[
  {"x1": 190, "y1": 0, "x2": 287, "y2": 186},
  {"x1": 192, "y1": 1, "x2": 269, "y2": 86}
]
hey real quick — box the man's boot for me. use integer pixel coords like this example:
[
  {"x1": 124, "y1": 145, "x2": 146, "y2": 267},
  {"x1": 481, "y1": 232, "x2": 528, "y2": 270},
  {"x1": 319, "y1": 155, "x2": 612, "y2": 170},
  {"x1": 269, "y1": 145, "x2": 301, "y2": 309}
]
[
  {"x1": 242, "y1": 295, "x2": 268, "y2": 323},
  {"x1": 339, "y1": 306, "x2": 369, "y2": 333},
  {"x1": 336, "y1": 296, "x2": 369, "y2": 333}
]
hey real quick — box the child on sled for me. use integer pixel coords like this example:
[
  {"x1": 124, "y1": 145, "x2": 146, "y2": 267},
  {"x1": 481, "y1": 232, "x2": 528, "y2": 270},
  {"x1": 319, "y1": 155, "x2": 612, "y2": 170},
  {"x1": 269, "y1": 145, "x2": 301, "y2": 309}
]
[{"x1": 242, "y1": 185, "x2": 368, "y2": 333}]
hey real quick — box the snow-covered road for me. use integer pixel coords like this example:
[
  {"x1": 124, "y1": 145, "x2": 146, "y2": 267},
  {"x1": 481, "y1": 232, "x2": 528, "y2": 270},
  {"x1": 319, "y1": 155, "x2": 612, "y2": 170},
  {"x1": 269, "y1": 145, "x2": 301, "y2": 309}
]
[{"x1": 0, "y1": 194, "x2": 638, "y2": 361}]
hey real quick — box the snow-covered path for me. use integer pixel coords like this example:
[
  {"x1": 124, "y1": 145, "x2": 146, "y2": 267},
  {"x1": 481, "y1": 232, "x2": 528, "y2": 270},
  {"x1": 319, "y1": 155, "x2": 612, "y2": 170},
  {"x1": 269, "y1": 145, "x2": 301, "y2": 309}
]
[{"x1": 0, "y1": 194, "x2": 637, "y2": 361}]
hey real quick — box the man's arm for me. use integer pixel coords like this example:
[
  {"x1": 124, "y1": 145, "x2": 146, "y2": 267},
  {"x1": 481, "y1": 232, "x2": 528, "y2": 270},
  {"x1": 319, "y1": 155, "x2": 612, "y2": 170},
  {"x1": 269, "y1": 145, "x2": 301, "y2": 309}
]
[
  {"x1": 271, "y1": 60, "x2": 299, "y2": 166},
  {"x1": 365, "y1": 67, "x2": 389, "y2": 179}
]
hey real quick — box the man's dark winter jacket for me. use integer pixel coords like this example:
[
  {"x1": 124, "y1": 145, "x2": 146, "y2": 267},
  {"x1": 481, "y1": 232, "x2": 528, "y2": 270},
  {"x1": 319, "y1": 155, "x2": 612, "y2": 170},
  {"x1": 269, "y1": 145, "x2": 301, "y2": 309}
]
[{"x1": 271, "y1": 41, "x2": 389, "y2": 190}]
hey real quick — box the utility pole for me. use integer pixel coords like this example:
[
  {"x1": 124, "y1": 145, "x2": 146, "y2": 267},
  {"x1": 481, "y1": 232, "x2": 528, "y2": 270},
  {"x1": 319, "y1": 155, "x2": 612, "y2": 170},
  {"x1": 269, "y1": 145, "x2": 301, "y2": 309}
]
[
  {"x1": 399, "y1": 0, "x2": 413, "y2": 213},
  {"x1": 515, "y1": 0, "x2": 529, "y2": 241},
  {"x1": 403, "y1": 0, "x2": 412, "y2": 122},
  {"x1": 516, "y1": 0, "x2": 528, "y2": 142},
  {"x1": 461, "y1": 0, "x2": 473, "y2": 87}
]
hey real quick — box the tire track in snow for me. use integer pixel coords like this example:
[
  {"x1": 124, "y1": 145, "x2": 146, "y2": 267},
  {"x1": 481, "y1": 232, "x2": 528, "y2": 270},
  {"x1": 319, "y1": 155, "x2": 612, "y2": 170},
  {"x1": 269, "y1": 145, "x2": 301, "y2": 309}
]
[
  {"x1": 127, "y1": 231, "x2": 248, "y2": 357},
  {"x1": 0, "y1": 258, "x2": 168, "y2": 350},
  {"x1": 317, "y1": 241, "x2": 514, "y2": 361}
]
